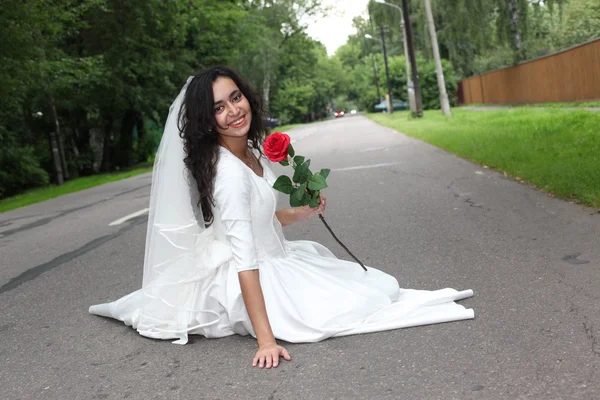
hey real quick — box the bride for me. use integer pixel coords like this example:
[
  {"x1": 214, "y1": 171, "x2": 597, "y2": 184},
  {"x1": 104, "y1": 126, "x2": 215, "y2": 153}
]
[{"x1": 89, "y1": 66, "x2": 474, "y2": 369}]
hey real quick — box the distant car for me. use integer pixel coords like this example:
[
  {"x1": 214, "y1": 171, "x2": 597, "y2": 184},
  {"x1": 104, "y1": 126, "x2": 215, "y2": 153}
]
[
  {"x1": 334, "y1": 110, "x2": 345, "y2": 118},
  {"x1": 350, "y1": 109, "x2": 357, "y2": 114},
  {"x1": 264, "y1": 117, "x2": 280, "y2": 128},
  {"x1": 374, "y1": 101, "x2": 408, "y2": 112}
]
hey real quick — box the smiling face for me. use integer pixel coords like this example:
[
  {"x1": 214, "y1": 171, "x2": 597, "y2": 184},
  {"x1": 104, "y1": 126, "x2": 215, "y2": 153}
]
[{"x1": 212, "y1": 76, "x2": 252, "y2": 140}]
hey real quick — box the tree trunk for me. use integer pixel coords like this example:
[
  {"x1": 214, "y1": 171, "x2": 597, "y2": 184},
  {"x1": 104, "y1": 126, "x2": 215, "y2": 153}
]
[
  {"x1": 400, "y1": 20, "x2": 416, "y2": 115},
  {"x1": 401, "y1": 0, "x2": 423, "y2": 117},
  {"x1": 136, "y1": 114, "x2": 146, "y2": 142},
  {"x1": 262, "y1": 51, "x2": 271, "y2": 110},
  {"x1": 118, "y1": 110, "x2": 136, "y2": 168},
  {"x1": 379, "y1": 24, "x2": 393, "y2": 114},
  {"x1": 69, "y1": 110, "x2": 81, "y2": 158},
  {"x1": 100, "y1": 117, "x2": 113, "y2": 172},
  {"x1": 509, "y1": 0, "x2": 522, "y2": 63},
  {"x1": 369, "y1": 53, "x2": 382, "y2": 103},
  {"x1": 36, "y1": 26, "x2": 68, "y2": 183},
  {"x1": 89, "y1": 128, "x2": 104, "y2": 173},
  {"x1": 423, "y1": 0, "x2": 451, "y2": 116},
  {"x1": 48, "y1": 130, "x2": 64, "y2": 185},
  {"x1": 49, "y1": 100, "x2": 69, "y2": 180}
]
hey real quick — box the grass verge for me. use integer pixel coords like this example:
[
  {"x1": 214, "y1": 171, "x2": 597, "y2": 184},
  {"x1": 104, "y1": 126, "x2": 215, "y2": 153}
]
[
  {"x1": 520, "y1": 101, "x2": 600, "y2": 108},
  {"x1": 0, "y1": 164, "x2": 153, "y2": 213},
  {"x1": 275, "y1": 123, "x2": 303, "y2": 132},
  {"x1": 367, "y1": 108, "x2": 600, "y2": 208}
]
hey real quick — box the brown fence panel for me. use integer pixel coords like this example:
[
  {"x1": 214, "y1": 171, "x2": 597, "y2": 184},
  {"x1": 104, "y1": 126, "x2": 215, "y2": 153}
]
[{"x1": 460, "y1": 38, "x2": 600, "y2": 104}]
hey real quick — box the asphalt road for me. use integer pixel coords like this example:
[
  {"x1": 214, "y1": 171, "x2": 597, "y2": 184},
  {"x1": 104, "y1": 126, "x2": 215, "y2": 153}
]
[{"x1": 1, "y1": 114, "x2": 599, "y2": 399}]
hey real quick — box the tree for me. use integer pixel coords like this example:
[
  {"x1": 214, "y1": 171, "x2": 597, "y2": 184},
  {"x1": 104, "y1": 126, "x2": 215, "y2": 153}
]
[
  {"x1": 237, "y1": 0, "x2": 330, "y2": 109},
  {"x1": 423, "y1": 0, "x2": 451, "y2": 115},
  {"x1": 554, "y1": 0, "x2": 600, "y2": 48},
  {"x1": 2, "y1": 0, "x2": 595, "y2": 198}
]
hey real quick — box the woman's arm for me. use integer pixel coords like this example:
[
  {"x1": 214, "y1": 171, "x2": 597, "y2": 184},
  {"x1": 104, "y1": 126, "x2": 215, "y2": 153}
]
[
  {"x1": 275, "y1": 195, "x2": 327, "y2": 227},
  {"x1": 238, "y1": 270, "x2": 291, "y2": 368},
  {"x1": 214, "y1": 163, "x2": 292, "y2": 368},
  {"x1": 274, "y1": 208, "x2": 298, "y2": 227},
  {"x1": 238, "y1": 270, "x2": 274, "y2": 345}
]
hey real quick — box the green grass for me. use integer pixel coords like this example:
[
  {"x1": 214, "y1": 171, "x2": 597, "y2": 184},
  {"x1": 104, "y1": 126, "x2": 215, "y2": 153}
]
[
  {"x1": 276, "y1": 119, "x2": 330, "y2": 133},
  {"x1": 0, "y1": 164, "x2": 153, "y2": 213},
  {"x1": 521, "y1": 101, "x2": 600, "y2": 108},
  {"x1": 275, "y1": 123, "x2": 302, "y2": 132},
  {"x1": 367, "y1": 108, "x2": 600, "y2": 208}
]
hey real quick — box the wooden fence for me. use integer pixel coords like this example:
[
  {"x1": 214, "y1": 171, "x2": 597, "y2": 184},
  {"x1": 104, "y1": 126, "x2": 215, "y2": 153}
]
[{"x1": 459, "y1": 38, "x2": 600, "y2": 105}]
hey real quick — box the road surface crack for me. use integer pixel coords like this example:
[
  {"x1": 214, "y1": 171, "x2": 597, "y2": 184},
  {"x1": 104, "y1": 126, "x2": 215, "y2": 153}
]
[{"x1": 583, "y1": 317, "x2": 600, "y2": 357}]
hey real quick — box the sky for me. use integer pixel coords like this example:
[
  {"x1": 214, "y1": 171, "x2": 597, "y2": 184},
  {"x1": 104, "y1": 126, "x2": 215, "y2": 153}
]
[{"x1": 305, "y1": 0, "x2": 371, "y2": 56}]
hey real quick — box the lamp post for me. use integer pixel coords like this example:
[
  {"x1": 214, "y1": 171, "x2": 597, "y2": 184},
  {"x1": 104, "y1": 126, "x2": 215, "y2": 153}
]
[
  {"x1": 365, "y1": 33, "x2": 393, "y2": 114},
  {"x1": 374, "y1": 0, "x2": 417, "y2": 116},
  {"x1": 374, "y1": 0, "x2": 423, "y2": 117}
]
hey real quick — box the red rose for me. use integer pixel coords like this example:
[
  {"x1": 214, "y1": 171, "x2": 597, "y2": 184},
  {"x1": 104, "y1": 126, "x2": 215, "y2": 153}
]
[{"x1": 264, "y1": 132, "x2": 291, "y2": 162}]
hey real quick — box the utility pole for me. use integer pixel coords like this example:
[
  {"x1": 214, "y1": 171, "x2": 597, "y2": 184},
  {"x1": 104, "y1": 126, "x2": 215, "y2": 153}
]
[
  {"x1": 379, "y1": 24, "x2": 393, "y2": 114},
  {"x1": 374, "y1": 0, "x2": 416, "y2": 116},
  {"x1": 423, "y1": 0, "x2": 451, "y2": 116},
  {"x1": 401, "y1": 0, "x2": 423, "y2": 117},
  {"x1": 400, "y1": 21, "x2": 417, "y2": 117}
]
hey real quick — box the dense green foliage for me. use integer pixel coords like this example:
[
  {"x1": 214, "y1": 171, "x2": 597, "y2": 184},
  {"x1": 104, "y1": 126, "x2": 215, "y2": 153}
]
[
  {"x1": 360, "y1": 0, "x2": 599, "y2": 79},
  {"x1": 1, "y1": 0, "x2": 598, "y2": 200},
  {"x1": 0, "y1": 0, "x2": 340, "y2": 198}
]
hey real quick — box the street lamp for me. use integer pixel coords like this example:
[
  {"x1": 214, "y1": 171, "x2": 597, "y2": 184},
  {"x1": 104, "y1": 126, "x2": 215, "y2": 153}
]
[
  {"x1": 374, "y1": 0, "x2": 422, "y2": 117},
  {"x1": 365, "y1": 33, "x2": 393, "y2": 114}
]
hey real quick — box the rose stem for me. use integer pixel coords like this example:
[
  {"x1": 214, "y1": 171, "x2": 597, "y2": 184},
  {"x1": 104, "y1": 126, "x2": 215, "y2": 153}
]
[{"x1": 318, "y1": 215, "x2": 368, "y2": 272}]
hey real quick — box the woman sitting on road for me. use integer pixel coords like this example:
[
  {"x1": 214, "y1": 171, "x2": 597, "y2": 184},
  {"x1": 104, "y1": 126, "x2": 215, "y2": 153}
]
[{"x1": 89, "y1": 66, "x2": 474, "y2": 369}]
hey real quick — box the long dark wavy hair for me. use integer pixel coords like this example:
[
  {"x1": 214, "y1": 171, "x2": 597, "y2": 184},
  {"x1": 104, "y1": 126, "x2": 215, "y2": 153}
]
[{"x1": 178, "y1": 66, "x2": 267, "y2": 225}]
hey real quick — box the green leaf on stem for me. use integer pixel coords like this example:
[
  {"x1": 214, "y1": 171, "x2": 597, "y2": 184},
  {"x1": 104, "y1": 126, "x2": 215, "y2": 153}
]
[
  {"x1": 294, "y1": 183, "x2": 307, "y2": 201},
  {"x1": 290, "y1": 189, "x2": 302, "y2": 207},
  {"x1": 280, "y1": 159, "x2": 289, "y2": 166},
  {"x1": 309, "y1": 190, "x2": 320, "y2": 208},
  {"x1": 273, "y1": 175, "x2": 294, "y2": 194},
  {"x1": 300, "y1": 191, "x2": 311, "y2": 206},
  {"x1": 308, "y1": 173, "x2": 328, "y2": 191},
  {"x1": 293, "y1": 155, "x2": 305, "y2": 166},
  {"x1": 320, "y1": 168, "x2": 331, "y2": 179},
  {"x1": 290, "y1": 183, "x2": 311, "y2": 207},
  {"x1": 293, "y1": 159, "x2": 311, "y2": 184},
  {"x1": 288, "y1": 143, "x2": 295, "y2": 158}
]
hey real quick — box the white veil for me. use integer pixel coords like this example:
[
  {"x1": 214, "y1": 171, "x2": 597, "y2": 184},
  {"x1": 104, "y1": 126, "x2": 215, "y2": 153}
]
[{"x1": 136, "y1": 77, "x2": 232, "y2": 344}]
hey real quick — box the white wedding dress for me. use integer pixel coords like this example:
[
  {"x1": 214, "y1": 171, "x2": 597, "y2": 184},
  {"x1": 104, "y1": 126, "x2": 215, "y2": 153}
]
[{"x1": 89, "y1": 147, "x2": 474, "y2": 344}]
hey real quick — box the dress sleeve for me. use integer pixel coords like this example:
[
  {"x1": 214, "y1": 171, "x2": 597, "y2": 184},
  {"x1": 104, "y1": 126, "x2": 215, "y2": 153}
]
[{"x1": 213, "y1": 164, "x2": 259, "y2": 272}]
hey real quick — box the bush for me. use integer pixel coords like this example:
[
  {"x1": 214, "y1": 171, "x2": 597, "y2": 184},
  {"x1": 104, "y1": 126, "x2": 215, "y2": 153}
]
[
  {"x1": 0, "y1": 146, "x2": 50, "y2": 198},
  {"x1": 358, "y1": 89, "x2": 380, "y2": 113},
  {"x1": 418, "y1": 58, "x2": 459, "y2": 110},
  {"x1": 376, "y1": 56, "x2": 458, "y2": 110},
  {"x1": 271, "y1": 82, "x2": 313, "y2": 124}
]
